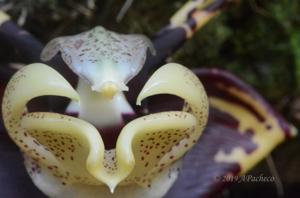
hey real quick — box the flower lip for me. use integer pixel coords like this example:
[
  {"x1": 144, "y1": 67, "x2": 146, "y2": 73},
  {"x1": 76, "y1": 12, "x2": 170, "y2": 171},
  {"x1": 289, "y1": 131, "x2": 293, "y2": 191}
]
[{"x1": 2, "y1": 63, "x2": 209, "y2": 195}]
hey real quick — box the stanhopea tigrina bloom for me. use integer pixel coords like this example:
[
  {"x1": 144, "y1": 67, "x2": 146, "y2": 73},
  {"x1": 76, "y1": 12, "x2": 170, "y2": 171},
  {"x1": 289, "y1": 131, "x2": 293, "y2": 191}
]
[{"x1": 2, "y1": 27, "x2": 208, "y2": 198}]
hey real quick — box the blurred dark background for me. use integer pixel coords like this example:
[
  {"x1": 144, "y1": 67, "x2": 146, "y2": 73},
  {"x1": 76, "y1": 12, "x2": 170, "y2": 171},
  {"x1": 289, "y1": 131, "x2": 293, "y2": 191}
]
[{"x1": 0, "y1": 0, "x2": 300, "y2": 197}]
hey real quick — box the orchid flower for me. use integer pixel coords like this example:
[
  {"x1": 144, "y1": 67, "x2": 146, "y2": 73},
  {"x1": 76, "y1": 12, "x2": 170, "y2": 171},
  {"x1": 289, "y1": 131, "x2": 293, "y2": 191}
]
[
  {"x1": 1, "y1": 26, "x2": 297, "y2": 198},
  {"x1": 2, "y1": 27, "x2": 209, "y2": 198}
]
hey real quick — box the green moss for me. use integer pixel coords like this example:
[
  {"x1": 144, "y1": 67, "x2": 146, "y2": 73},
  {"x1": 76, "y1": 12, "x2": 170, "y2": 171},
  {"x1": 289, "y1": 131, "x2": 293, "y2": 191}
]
[{"x1": 173, "y1": 0, "x2": 299, "y2": 102}]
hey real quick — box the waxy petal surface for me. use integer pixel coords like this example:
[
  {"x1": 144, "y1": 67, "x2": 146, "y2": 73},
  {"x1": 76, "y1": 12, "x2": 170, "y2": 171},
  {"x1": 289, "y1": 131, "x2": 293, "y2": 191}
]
[
  {"x1": 2, "y1": 63, "x2": 208, "y2": 195},
  {"x1": 116, "y1": 63, "x2": 208, "y2": 188},
  {"x1": 2, "y1": 64, "x2": 106, "y2": 186}
]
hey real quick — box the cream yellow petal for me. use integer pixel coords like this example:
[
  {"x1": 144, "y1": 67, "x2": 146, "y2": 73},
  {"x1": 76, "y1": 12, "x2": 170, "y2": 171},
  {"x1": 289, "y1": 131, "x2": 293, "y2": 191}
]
[
  {"x1": 115, "y1": 63, "x2": 209, "y2": 188},
  {"x1": 21, "y1": 113, "x2": 105, "y2": 185},
  {"x1": 25, "y1": 155, "x2": 181, "y2": 198},
  {"x1": 2, "y1": 63, "x2": 105, "y2": 186},
  {"x1": 2, "y1": 63, "x2": 79, "y2": 118},
  {"x1": 117, "y1": 112, "x2": 197, "y2": 188}
]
